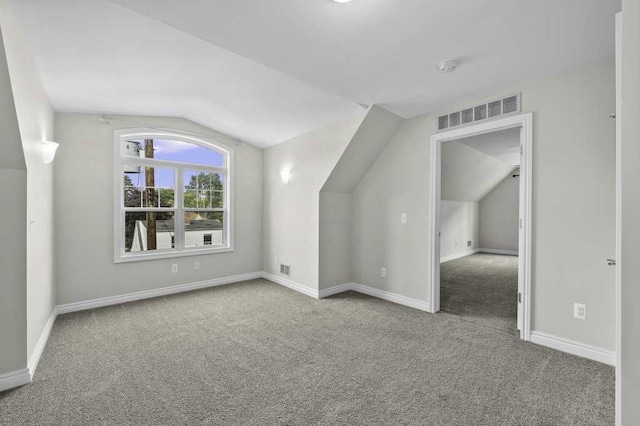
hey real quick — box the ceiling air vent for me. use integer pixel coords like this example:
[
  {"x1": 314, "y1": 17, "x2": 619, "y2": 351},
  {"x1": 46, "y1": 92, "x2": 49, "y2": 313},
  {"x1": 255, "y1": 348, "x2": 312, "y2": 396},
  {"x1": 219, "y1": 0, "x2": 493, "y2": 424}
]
[{"x1": 437, "y1": 93, "x2": 521, "y2": 131}]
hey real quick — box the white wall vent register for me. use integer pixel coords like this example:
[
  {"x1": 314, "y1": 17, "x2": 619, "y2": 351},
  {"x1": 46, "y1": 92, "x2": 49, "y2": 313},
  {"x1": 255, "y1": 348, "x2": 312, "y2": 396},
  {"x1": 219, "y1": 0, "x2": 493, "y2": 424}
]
[{"x1": 437, "y1": 94, "x2": 521, "y2": 131}]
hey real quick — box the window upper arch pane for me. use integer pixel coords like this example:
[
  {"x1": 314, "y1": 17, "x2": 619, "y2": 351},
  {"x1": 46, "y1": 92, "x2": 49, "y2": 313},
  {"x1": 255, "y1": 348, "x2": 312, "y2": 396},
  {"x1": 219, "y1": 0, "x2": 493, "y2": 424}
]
[{"x1": 123, "y1": 134, "x2": 227, "y2": 168}]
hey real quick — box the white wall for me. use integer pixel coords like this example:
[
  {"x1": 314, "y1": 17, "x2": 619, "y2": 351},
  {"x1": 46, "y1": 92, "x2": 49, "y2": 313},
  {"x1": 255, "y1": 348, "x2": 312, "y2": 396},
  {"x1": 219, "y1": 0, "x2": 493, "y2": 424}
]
[
  {"x1": 54, "y1": 113, "x2": 263, "y2": 305},
  {"x1": 441, "y1": 141, "x2": 514, "y2": 202},
  {"x1": 319, "y1": 192, "x2": 352, "y2": 289},
  {"x1": 352, "y1": 58, "x2": 616, "y2": 351},
  {"x1": 0, "y1": 11, "x2": 26, "y2": 377},
  {"x1": 262, "y1": 115, "x2": 364, "y2": 289},
  {"x1": 479, "y1": 170, "x2": 520, "y2": 252},
  {"x1": 0, "y1": 168, "x2": 27, "y2": 375},
  {"x1": 440, "y1": 201, "x2": 479, "y2": 260},
  {"x1": 0, "y1": 0, "x2": 55, "y2": 369},
  {"x1": 620, "y1": 2, "x2": 640, "y2": 422}
]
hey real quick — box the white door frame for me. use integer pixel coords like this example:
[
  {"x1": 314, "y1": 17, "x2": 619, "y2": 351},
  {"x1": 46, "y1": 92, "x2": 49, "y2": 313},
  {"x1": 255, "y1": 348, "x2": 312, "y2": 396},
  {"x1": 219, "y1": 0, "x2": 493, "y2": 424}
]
[
  {"x1": 428, "y1": 112, "x2": 533, "y2": 340},
  {"x1": 614, "y1": 12, "x2": 622, "y2": 426}
]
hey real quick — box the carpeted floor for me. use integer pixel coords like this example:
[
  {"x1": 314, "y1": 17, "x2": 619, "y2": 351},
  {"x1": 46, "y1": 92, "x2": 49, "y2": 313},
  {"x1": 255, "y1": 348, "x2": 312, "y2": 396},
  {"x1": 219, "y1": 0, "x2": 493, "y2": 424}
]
[
  {"x1": 441, "y1": 253, "x2": 519, "y2": 334},
  {"x1": 0, "y1": 279, "x2": 614, "y2": 425}
]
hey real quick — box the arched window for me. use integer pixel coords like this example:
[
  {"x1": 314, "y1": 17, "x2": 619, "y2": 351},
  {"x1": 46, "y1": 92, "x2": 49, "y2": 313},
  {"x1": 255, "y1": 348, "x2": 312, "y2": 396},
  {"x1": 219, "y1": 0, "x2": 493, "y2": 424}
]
[{"x1": 114, "y1": 129, "x2": 233, "y2": 262}]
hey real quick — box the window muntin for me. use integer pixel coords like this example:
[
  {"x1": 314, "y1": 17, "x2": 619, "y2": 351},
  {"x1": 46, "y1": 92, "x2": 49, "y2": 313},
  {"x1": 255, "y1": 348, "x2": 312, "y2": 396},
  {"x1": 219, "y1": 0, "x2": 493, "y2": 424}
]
[
  {"x1": 115, "y1": 131, "x2": 232, "y2": 262},
  {"x1": 126, "y1": 138, "x2": 225, "y2": 167}
]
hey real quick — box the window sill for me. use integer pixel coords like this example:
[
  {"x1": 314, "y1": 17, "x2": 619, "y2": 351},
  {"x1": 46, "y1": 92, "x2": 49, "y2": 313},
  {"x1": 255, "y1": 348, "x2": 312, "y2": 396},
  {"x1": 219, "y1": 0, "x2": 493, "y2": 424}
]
[{"x1": 114, "y1": 246, "x2": 234, "y2": 263}]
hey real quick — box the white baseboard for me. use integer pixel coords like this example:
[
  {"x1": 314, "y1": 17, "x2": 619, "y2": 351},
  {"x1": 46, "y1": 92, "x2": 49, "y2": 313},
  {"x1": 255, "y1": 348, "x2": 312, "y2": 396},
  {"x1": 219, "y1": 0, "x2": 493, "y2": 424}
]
[
  {"x1": 261, "y1": 272, "x2": 319, "y2": 298},
  {"x1": 478, "y1": 248, "x2": 519, "y2": 256},
  {"x1": 351, "y1": 283, "x2": 431, "y2": 312},
  {"x1": 57, "y1": 271, "x2": 263, "y2": 314},
  {"x1": 318, "y1": 283, "x2": 353, "y2": 298},
  {"x1": 28, "y1": 309, "x2": 58, "y2": 379},
  {"x1": 0, "y1": 368, "x2": 30, "y2": 393},
  {"x1": 440, "y1": 248, "x2": 480, "y2": 263},
  {"x1": 530, "y1": 331, "x2": 616, "y2": 366},
  {"x1": 314, "y1": 282, "x2": 431, "y2": 312}
]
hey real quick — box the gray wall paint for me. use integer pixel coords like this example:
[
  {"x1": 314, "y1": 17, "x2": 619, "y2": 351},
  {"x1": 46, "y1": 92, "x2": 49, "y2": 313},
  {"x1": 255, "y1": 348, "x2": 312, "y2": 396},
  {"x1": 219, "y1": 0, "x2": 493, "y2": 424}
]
[
  {"x1": 352, "y1": 58, "x2": 615, "y2": 350},
  {"x1": 322, "y1": 106, "x2": 403, "y2": 193},
  {"x1": 1, "y1": 0, "x2": 56, "y2": 364},
  {"x1": 319, "y1": 192, "x2": 352, "y2": 289},
  {"x1": 621, "y1": 2, "x2": 640, "y2": 422},
  {"x1": 479, "y1": 171, "x2": 520, "y2": 252},
  {"x1": 351, "y1": 117, "x2": 432, "y2": 300},
  {"x1": 262, "y1": 115, "x2": 364, "y2": 289},
  {"x1": 441, "y1": 141, "x2": 514, "y2": 202},
  {"x1": 54, "y1": 113, "x2": 263, "y2": 305},
  {"x1": 0, "y1": 17, "x2": 21, "y2": 170},
  {"x1": 440, "y1": 201, "x2": 479, "y2": 259},
  {"x1": 0, "y1": 168, "x2": 26, "y2": 374},
  {"x1": 318, "y1": 106, "x2": 402, "y2": 289}
]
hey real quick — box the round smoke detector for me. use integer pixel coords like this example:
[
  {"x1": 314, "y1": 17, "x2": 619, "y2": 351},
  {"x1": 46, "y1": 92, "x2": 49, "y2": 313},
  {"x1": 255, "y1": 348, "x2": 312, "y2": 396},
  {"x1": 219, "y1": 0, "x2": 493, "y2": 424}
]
[{"x1": 439, "y1": 60, "x2": 458, "y2": 73}]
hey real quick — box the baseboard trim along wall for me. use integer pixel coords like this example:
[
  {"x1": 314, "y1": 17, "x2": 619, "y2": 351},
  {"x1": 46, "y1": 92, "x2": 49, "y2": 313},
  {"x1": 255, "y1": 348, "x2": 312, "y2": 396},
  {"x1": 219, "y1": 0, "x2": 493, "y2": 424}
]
[
  {"x1": 57, "y1": 271, "x2": 263, "y2": 314},
  {"x1": 28, "y1": 309, "x2": 58, "y2": 379},
  {"x1": 9, "y1": 270, "x2": 613, "y2": 394},
  {"x1": 530, "y1": 331, "x2": 616, "y2": 366},
  {"x1": 318, "y1": 283, "x2": 353, "y2": 299},
  {"x1": 440, "y1": 248, "x2": 518, "y2": 263},
  {"x1": 261, "y1": 272, "x2": 319, "y2": 298},
  {"x1": 317, "y1": 282, "x2": 431, "y2": 312},
  {"x1": 479, "y1": 248, "x2": 519, "y2": 256},
  {"x1": 440, "y1": 248, "x2": 480, "y2": 263},
  {"x1": 0, "y1": 368, "x2": 31, "y2": 393}
]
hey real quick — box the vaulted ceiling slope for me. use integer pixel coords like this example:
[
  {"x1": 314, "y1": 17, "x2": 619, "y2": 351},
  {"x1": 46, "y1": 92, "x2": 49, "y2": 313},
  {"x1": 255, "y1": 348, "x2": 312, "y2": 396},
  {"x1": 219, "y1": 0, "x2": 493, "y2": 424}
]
[
  {"x1": 458, "y1": 128, "x2": 521, "y2": 166},
  {"x1": 12, "y1": 0, "x2": 620, "y2": 147},
  {"x1": 10, "y1": 0, "x2": 363, "y2": 148},
  {"x1": 0, "y1": 28, "x2": 24, "y2": 169},
  {"x1": 441, "y1": 141, "x2": 515, "y2": 202},
  {"x1": 109, "y1": 0, "x2": 620, "y2": 118}
]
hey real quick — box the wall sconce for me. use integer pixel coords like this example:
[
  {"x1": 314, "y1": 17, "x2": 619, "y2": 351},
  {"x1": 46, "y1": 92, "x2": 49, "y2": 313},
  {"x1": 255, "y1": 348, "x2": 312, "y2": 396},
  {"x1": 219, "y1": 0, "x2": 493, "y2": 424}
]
[
  {"x1": 42, "y1": 141, "x2": 59, "y2": 164},
  {"x1": 280, "y1": 170, "x2": 291, "y2": 184}
]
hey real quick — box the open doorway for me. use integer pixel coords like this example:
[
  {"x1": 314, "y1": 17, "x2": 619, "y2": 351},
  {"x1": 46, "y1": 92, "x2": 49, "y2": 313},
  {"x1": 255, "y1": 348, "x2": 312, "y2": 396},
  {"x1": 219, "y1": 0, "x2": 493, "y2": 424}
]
[
  {"x1": 429, "y1": 113, "x2": 532, "y2": 340},
  {"x1": 439, "y1": 128, "x2": 520, "y2": 334}
]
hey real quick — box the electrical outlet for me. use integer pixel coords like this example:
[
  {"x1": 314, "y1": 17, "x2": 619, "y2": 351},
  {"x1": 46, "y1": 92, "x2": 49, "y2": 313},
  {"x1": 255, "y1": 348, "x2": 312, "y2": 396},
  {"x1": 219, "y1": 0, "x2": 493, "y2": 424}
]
[
  {"x1": 401, "y1": 213, "x2": 407, "y2": 224},
  {"x1": 381, "y1": 267, "x2": 387, "y2": 278},
  {"x1": 467, "y1": 240, "x2": 472, "y2": 247},
  {"x1": 194, "y1": 261, "x2": 200, "y2": 270},
  {"x1": 172, "y1": 264, "x2": 178, "y2": 273},
  {"x1": 574, "y1": 303, "x2": 586, "y2": 320}
]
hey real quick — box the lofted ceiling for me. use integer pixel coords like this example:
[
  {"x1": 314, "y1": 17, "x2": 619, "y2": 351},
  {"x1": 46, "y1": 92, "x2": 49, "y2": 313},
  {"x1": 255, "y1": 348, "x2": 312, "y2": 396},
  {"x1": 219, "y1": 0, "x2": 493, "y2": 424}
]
[
  {"x1": 10, "y1": 0, "x2": 363, "y2": 148},
  {"x1": 457, "y1": 128, "x2": 521, "y2": 166},
  {"x1": 11, "y1": 0, "x2": 620, "y2": 147},
  {"x1": 441, "y1": 141, "x2": 515, "y2": 202}
]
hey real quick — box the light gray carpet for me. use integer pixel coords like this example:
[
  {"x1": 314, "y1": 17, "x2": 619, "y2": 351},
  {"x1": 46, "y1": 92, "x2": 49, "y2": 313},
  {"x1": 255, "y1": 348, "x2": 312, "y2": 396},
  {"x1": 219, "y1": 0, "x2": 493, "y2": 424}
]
[
  {"x1": 0, "y1": 279, "x2": 613, "y2": 425},
  {"x1": 441, "y1": 253, "x2": 519, "y2": 334}
]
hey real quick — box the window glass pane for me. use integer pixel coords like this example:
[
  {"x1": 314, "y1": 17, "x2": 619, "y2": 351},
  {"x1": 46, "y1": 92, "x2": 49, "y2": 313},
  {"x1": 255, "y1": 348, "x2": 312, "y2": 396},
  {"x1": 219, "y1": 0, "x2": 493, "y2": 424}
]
[
  {"x1": 124, "y1": 211, "x2": 175, "y2": 253},
  {"x1": 124, "y1": 139, "x2": 225, "y2": 167},
  {"x1": 184, "y1": 211, "x2": 223, "y2": 247},
  {"x1": 183, "y1": 171, "x2": 224, "y2": 209},
  {"x1": 124, "y1": 166, "x2": 174, "y2": 208}
]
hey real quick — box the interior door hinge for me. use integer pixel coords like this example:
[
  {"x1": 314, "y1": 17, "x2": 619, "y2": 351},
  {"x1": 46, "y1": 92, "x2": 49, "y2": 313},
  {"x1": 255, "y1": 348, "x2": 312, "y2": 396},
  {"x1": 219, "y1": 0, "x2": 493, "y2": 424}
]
[
  {"x1": 518, "y1": 292, "x2": 522, "y2": 303},
  {"x1": 520, "y1": 145, "x2": 523, "y2": 155},
  {"x1": 519, "y1": 218, "x2": 523, "y2": 229}
]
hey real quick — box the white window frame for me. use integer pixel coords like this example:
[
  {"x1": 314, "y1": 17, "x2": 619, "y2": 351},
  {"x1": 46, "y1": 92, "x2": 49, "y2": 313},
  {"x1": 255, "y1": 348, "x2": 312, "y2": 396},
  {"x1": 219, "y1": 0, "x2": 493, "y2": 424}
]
[{"x1": 113, "y1": 128, "x2": 234, "y2": 263}]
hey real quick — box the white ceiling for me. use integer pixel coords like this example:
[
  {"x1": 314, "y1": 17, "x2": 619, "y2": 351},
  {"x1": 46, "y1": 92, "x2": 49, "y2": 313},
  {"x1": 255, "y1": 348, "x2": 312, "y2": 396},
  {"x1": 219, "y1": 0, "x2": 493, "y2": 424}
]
[
  {"x1": 108, "y1": 0, "x2": 620, "y2": 118},
  {"x1": 11, "y1": 0, "x2": 620, "y2": 147},
  {"x1": 441, "y1": 140, "x2": 514, "y2": 202},
  {"x1": 10, "y1": 0, "x2": 363, "y2": 148},
  {"x1": 457, "y1": 128, "x2": 521, "y2": 166}
]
